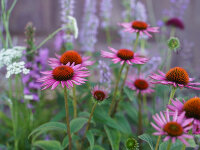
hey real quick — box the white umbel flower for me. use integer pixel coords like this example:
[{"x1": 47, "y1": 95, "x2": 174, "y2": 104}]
[
  {"x1": 0, "y1": 46, "x2": 25, "y2": 68},
  {"x1": 6, "y1": 61, "x2": 30, "y2": 78}
]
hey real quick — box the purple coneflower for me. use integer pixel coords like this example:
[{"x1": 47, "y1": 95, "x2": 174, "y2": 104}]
[
  {"x1": 119, "y1": 20, "x2": 159, "y2": 37},
  {"x1": 150, "y1": 67, "x2": 200, "y2": 90},
  {"x1": 91, "y1": 85, "x2": 109, "y2": 102},
  {"x1": 101, "y1": 47, "x2": 148, "y2": 65},
  {"x1": 38, "y1": 62, "x2": 90, "y2": 90},
  {"x1": 167, "y1": 97, "x2": 200, "y2": 134},
  {"x1": 48, "y1": 50, "x2": 94, "y2": 68},
  {"x1": 126, "y1": 75, "x2": 154, "y2": 95},
  {"x1": 151, "y1": 110, "x2": 193, "y2": 146},
  {"x1": 166, "y1": 17, "x2": 184, "y2": 30}
]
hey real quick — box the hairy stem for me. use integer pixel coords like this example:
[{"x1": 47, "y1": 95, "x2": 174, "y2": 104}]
[
  {"x1": 108, "y1": 63, "x2": 125, "y2": 115},
  {"x1": 72, "y1": 86, "x2": 77, "y2": 118},
  {"x1": 64, "y1": 87, "x2": 72, "y2": 150}
]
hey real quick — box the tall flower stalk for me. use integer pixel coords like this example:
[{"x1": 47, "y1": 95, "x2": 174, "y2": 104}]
[
  {"x1": 79, "y1": 0, "x2": 99, "y2": 52},
  {"x1": 64, "y1": 87, "x2": 72, "y2": 150},
  {"x1": 108, "y1": 63, "x2": 126, "y2": 115},
  {"x1": 100, "y1": 0, "x2": 112, "y2": 45}
]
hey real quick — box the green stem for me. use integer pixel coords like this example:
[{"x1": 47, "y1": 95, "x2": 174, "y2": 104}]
[
  {"x1": 27, "y1": 27, "x2": 63, "y2": 55},
  {"x1": 138, "y1": 92, "x2": 143, "y2": 136},
  {"x1": 105, "y1": 27, "x2": 112, "y2": 45},
  {"x1": 81, "y1": 102, "x2": 97, "y2": 148},
  {"x1": 111, "y1": 65, "x2": 130, "y2": 117},
  {"x1": 143, "y1": 94, "x2": 149, "y2": 125},
  {"x1": 108, "y1": 63, "x2": 126, "y2": 115},
  {"x1": 155, "y1": 135, "x2": 161, "y2": 150},
  {"x1": 181, "y1": 144, "x2": 186, "y2": 150},
  {"x1": 168, "y1": 87, "x2": 177, "y2": 105},
  {"x1": 64, "y1": 87, "x2": 72, "y2": 150},
  {"x1": 72, "y1": 86, "x2": 77, "y2": 118},
  {"x1": 166, "y1": 27, "x2": 176, "y2": 71},
  {"x1": 133, "y1": 32, "x2": 140, "y2": 52},
  {"x1": 167, "y1": 140, "x2": 172, "y2": 150}
]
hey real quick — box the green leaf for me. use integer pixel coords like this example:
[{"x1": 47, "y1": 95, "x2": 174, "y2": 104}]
[
  {"x1": 0, "y1": 111, "x2": 12, "y2": 127},
  {"x1": 62, "y1": 135, "x2": 79, "y2": 149},
  {"x1": 94, "y1": 107, "x2": 123, "y2": 132},
  {"x1": 93, "y1": 145, "x2": 105, "y2": 150},
  {"x1": 187, "y1": 138, "x2": 197, "y2": 148},
  {"x1": 123, "y1": 87, "x2": 135, "y2": 101},
  {"x1": 33, "y1": 140, "x2": 62, "y2": 150},
  {"x1": 86, "y1": 130, "x2": 94, "y2": 150},
  {"x1": 70, "y1": 117, "x2": 88, "y2": 133},
  {"x1": 138, "y1": 134, "x2": 154, "y2": 150},
  {"x1": 121, "y1": 102, "x2": 138, "y2": 123},
  {"x1": 115, "y1": 113, "x2": 132, "y2": 134},
  {"x1": 104, "y1": 125, "x2": 121, "y2": 150},
  {"x1": 50, "y1": 108, "x2": 65, "y2": 122},
  {"x1": 159, "y1": 141, "x2": 182, "y2": 150},
  {"x1": 29, "y1": 122, "x2": 66, "y2": 139}
]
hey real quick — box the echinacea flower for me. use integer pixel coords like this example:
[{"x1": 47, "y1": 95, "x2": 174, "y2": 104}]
[
  {"x1": 151, "y1": 110, "x2": 193, "y2": 146},
  {"x1": 126, "y1": 75, "x2": 154, "y2": 95},
  {"x1": 48, "y1": 50, "x2": 94, "y2": 68},
  {"x1": 166, "y1": 17, "x2": 184, "y2": 30},
  {"x1": 119, "y1": 20, "x2": 159, "y2": 37},
  {"x1": 38, "y1": 62, "x2": 90, "y2": 90},
  {"x1": 167, "y1": 97, "x2": 200, "y2": 134},
  {"x1": 150, "y1": 67, "x2": 200, "y2": 90},
  {"x1": 91, "y1": 85, "x2": 108, "y2": 102},
  {"x1": 101, "y1": 47, "x2": 148, "y2": 65}
]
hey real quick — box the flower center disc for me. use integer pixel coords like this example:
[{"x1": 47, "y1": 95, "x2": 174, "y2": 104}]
[
  {"x1": 132, "y1": 21, "x2": 148, "y2": 30},
  {"x1": 117, "y1": 49, "x2": 134, "y2": 60},
  {"x1": 53, "y1": 66, "x2": 74, "y2": 81},
  {"x1": 134, "y1": 79, "x2": 149, "y2": 90},
  {"x1": 164, "y1": 122, "x2": 183, "y2": 137},
  {"x1": 60, "y1": 50, "x2": 82, "y2": 65},
  {"x1": 183, "y1": 97, "x2": 200, "y2": 120},
  {"x1": 94, "y1": 90, "x2": 106, "y2": 101},
  {"x1": 165, "y1": 67, "x2": 189, "y2": 85}
]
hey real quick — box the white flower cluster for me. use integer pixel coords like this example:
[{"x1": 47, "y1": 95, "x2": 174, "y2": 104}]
[
  {"x1": 0, "y1": 46, "x2": 25, "y2": 68},
  {"x1": 6, "y1": 61, "x2": 30, "y2": 78}
]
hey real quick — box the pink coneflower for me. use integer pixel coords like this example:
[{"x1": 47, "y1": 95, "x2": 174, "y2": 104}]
[
  {"x1": 151, "y1": 110, "x2": 193, "y2": 146},
  {"x1": 91, "y1": 85, "x2": 109, "y2": 102},
  {"x1": 126, "y1": 75, "x2": 154, "y2": 95},
  {"x1": 166, "y1": 18, "x2": 184, "y2": 30},
  {"x1": 167, "y1": 97, "x2": 200, "y2": 134},
  {"x1": 150, "y1": 67, "x2": 200, "y2": 90},
  {"x1": 119, "y1": 20, "x2": 159, "y2": 37},
  {"x1": 101, "y1": 47, "x2": 148, "y2": 65},
  {"x1": 38, "y1": 62, "x2": 90, "y2": 90},
  {"x1": 48, "y1": 50, "x2": 94, "y2": 68}
]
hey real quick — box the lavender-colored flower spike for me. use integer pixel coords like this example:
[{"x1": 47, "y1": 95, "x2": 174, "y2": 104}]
[
  {"x1": 60, "y1": 0, "x2": 75, "y2": 43},
  {"x1": 79, "y1": 0, "x2": 99, "y2": 52},
  {"x1": 163, "y1": 0, "x2": 190, "y2": 19},
  {"x1": 98, "y1": 60, "x2": 111, "y2": 89},
  {"x1": 22, "y1": 48, "x2": 49, "y2": 101},
  {"x1": 135, "y1": 2, "x2": 147, "y2": 21},
  {"x1": 100, "y1": 0, "x2": 112, "y2": 28}
]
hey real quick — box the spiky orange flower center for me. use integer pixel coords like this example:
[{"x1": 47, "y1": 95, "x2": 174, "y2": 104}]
[
  {"x1": 164, "y1": 122, "x2": 183, "y2": 137},
  {"x1": 60, "y1": 50, "x2": 82, "y2": 65},
  {"x1": 117, "y1": 49, "x2": 134, "y2": 60},
  {"x1": 52, "y1": 66, "x2": 74, "y2": 81},
  {"x1": 132, "y1": 21, "x2": 148, "y2": 30},
  {"x1": 183, "y1": 97, "x2": 200, "y2": 120},
  {"x1": 134, "y1": 79, "x2": 149, "y2": 90},
  {"x1": 94, "y1": 90, "x2": 106, "y2": 101},
  {"x1": 165, "y1": 67, "x2": 189, "y2": 85}
]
